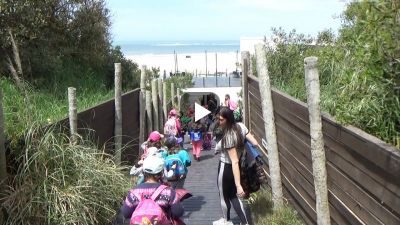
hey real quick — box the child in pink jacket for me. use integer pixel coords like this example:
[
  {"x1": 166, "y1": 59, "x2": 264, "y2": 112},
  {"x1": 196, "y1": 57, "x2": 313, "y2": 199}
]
[{"x1": 190, "y1": 120, "x2": 203, "y2": 161}]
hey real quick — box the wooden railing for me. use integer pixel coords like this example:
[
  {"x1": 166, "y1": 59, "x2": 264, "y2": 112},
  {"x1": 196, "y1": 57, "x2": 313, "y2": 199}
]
[
  {"x1": 58, "y1": 89, "x2": 141, "y2": 163},
  {"x1": 246, "y1": 74, "x2": 400, "y2": 225}
]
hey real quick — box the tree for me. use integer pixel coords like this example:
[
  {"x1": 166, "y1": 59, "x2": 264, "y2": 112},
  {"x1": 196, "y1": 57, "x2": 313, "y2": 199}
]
[{"x1": 0, "y1": 0, "x2": 129, "y2": 88}]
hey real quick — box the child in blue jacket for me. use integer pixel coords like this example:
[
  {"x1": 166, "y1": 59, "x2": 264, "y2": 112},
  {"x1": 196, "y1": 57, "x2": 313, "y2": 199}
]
[{"x1": 164, "y1": 136, "x2": 191, "y2": 189}]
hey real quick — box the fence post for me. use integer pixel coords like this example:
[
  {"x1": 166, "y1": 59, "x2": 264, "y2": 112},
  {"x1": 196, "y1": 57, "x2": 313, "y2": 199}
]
[
  {"x1": 241, "y1": 51, "x2": 250, "y2": 128},
  {"x1": 139, "y1": 66, "x2": 146, "y2": 148},
  {"x1": 146, "y1": 90, "x2": 153, "y2": 135},
  {"x1": 249, "y1": 55, "x2": 253, "y2": 77},
  {"x1": 0, "y1": 86, "x2": 6, "y2": 224},
  {"x1": 304, "y1": 57, "x2": 331, "y2": 225},
  {"x1": 163, "y1": 82, "x2": 167, "y2": 122},
  {"x1": 171, "y1": 83, "x2": 175, "y2": 108},
  {"x1": 158, "y1": 79, "x2": 164, "y2": 129},
  {"x1": 68, "y1": 87, "x2": 78, "y2": 145},
  {"x1": 255, "y1": 44, "x2": 284, "y2": 209},
  {"x1": 205, "y1": 50, "x2": 208, "y2": 77},
  {"x1": 114, "y1": 63, "x2": 122, "y2": 165},
  {"x1": 177, "y1": 88, "x2": 181, "y2": 112},
  {"x1": 215, "y1": 52, "x2": 218, "y2": 87},
  {"x1": 216, "y1": 52, "x2": 218, "y2": 76},
  {"x1": 151, "y1": 79, "x2": 159, "y2": 131}
]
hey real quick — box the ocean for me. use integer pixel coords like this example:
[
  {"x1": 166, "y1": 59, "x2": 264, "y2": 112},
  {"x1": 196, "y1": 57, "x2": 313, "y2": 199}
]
[{"x1": 116, "y1": 40, "x2": 240, "y2": 55}]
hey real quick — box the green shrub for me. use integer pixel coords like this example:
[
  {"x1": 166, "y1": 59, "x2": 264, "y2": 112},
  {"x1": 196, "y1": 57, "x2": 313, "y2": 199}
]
[
  {"x1": 264, "y1": 22, "x2": 399, "y2": 148},
  {"x1": 2, "y1": 125, "x2": 131, "y2": 225},
  {"x1": 164, "y1": 74, "x2": 194, "y2": 109},
  {"x1": 249, "y1": 187, "x2": 304, "y2": 225}
]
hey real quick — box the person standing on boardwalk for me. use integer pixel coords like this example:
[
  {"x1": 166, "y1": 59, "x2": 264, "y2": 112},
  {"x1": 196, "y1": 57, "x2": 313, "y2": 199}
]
[
  {"x1": 210, "y1": 107, "x2": 224, "y2": 155},
  {"x1": 190, "y1": 120, "x2": 203, "y2": 161},
  {"x1": 213, "y1": 107, "x2": 250, "y2": 225},
  {"x1": 223, "y1": 94, "x2": 237, "y2": 111},
  {"x1": 208, "y1": 95, "x2": 218, "y2": 114}
]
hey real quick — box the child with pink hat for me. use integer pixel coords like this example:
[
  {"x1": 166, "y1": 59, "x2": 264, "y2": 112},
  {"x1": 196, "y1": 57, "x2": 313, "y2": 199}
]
[{"x1": 140, "y1": 131, "x2": 164, "y2": 159}]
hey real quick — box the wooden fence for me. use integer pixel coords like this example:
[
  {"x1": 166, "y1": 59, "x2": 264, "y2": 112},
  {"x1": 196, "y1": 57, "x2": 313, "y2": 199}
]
[
  {"x1": 59, "y1": 89, "x2": 141, "y2": 164},
  {"x1": 246, "y1": 75, "x2": 400, "y2": 225}
]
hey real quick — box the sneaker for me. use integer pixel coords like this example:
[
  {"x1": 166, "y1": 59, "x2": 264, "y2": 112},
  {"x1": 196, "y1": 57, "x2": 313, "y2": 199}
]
[
  {"x1": 212, "y1": 218, "x2": 234, "y2": 225},
  {"x1": 212, "y1": 218, "x2": 226, "y2": 225}
]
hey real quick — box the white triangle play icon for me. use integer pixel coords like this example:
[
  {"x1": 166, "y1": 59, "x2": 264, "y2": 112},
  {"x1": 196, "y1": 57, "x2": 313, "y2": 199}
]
[{"x1": 195, "y1": 102, "x2": 211, "y2": 122}]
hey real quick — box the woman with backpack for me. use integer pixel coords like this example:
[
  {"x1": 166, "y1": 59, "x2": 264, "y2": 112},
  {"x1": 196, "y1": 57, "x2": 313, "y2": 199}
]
[
  {"x1": 213, "y1": 107, "x2": 259, "y2": 225},
  {"x1": 121, "y1": 156, "x2": 184, "y2": 225}
]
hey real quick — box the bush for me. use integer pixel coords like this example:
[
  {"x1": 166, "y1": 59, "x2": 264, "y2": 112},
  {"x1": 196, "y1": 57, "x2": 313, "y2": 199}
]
[
  {"x1": 249, "y1": 187, "x2": 304, "y2": 225},
  {"x1": 2, "y1": 125, "x2": 131, "y2": 225},
  {"x1": 264, "y1": 20, "x2": 400, "y2": 148},
  {"x1": 164, "y1": 74, "x2": 194, "y2": 110}
]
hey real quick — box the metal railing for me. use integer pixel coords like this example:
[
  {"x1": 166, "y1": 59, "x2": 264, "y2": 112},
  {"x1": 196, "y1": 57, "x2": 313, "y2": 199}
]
[{"x1": 193, "y1": 76, "x2": 242, "y2": 88}]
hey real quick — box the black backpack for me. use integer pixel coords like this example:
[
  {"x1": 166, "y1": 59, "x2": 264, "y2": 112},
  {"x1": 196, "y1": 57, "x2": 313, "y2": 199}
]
[{"x1": 239, "y1": 146, "x2": 267, "y2": 197}]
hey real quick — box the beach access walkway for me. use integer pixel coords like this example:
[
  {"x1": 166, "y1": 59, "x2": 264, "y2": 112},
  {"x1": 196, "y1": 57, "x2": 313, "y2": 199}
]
[{"x1": 114, "y1": 141, "x2": 252, "y2": 225}]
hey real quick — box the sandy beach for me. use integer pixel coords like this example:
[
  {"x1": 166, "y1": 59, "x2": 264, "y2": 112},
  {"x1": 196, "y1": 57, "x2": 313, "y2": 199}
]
[{"x1": 126, "y1": 52, "x2": 240, "y2": 76}]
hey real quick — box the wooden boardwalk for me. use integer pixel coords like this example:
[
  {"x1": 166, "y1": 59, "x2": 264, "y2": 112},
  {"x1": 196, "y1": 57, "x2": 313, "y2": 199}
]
[{"x1": 114, "y1": 141, "x2": 252, "y2": 225}]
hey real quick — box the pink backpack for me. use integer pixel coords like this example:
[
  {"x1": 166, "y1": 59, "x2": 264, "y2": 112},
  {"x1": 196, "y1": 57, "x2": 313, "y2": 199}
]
[
  {"x1": 131, "y1": 185, "x2": 171, "y2": 225},
  {"x1": 164, "y1": 118, "x2": 177, "y2": 136}
]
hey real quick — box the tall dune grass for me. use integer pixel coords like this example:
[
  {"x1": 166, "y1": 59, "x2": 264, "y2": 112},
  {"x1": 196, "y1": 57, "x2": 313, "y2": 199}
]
[{"x1": 1, "y1": 125, "x2": 131, "y2": 225}]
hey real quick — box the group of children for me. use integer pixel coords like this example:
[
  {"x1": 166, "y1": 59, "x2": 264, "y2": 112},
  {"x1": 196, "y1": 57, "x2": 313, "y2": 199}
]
[
  {"x1": 121, "y1": 106, "x2": 221, "y2": 224},
  {"x1": 130, "y1": 130, "x2": 191, "y2": 189},
  {"x1": 120, "y1": 108, "x2": 196, "y2": 224},
  {"x1": 121, "y1": 129, "x2": 192, "y2": 225}
]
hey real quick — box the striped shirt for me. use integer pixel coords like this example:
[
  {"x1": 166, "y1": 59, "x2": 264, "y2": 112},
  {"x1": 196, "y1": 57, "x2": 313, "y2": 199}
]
[{"x1": 220, "y1": 122, "x2": 248, "y2": 164}]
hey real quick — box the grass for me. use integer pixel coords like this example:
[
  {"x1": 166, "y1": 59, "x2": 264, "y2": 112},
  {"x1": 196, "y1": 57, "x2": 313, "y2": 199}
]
[
  {"x1": 1, "y1": 125, "x2": 132, "y2": 225},
  {"x1": 248, "y1": 187, "x2": 304, "y2": 225},
  {"x1": 1, "y1": 77, "x2": 114, "y2": 146},
  {"x1": 0, "y1": 73, "x2": 133, "y2": 224}
]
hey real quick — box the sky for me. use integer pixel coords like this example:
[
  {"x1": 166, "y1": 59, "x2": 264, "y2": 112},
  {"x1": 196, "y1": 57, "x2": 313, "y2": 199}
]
[{"x1": 106, "y1": 0, "x2": 349, "y2": 44}]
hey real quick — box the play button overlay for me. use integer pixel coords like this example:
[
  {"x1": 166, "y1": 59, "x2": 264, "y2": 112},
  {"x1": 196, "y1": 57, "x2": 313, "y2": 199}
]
[{"x1": 195, "y1": 102, "x2": 211, "y2": 122}]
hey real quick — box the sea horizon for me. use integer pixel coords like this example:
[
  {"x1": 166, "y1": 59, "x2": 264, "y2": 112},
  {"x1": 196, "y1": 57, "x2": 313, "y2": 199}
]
[{"x1": 114, "y1": 40, "x2": 240, "y2": 55}]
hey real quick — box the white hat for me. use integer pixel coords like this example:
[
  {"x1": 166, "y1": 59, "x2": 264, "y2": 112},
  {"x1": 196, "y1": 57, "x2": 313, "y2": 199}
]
[
  {"x1": 147, "y1": 147, "x2": 158, "y2": 156},
  {"x1": 143, "y1": 156, "x2": 165, "y2": 174}
]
